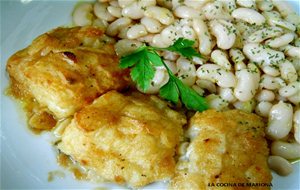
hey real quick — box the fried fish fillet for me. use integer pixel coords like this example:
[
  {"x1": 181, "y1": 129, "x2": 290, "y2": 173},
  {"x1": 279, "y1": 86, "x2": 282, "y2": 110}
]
[
  {"x1": 170, "y1": 109, "x2": 272, "y2": 190},
  {"x1": 57, "y1": 90, "x2": 186, "y2": 187},
  {"x1": 6, "y1": 26, "x2": 130, "y2": 119}
]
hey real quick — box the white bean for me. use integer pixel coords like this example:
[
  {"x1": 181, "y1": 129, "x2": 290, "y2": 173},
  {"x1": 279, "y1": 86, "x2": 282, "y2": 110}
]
[
  {"x1": 294, "y1": 109, "x2": 300, "y2": 144},
  {"x1": 92, "y1": 18, "x2": 108, "y2": 29},
  {"x1": 282, "y1": 45, "x2": 300, "y2": 59},
  {"x1": 255, "y1": 101, "x2": 273, "y2": 117},
  {"x1": 174, "y1": 6, "x2": 199, "y2": 19},
  {"x1": 72, "y1": 3, "x2": 93, "y2": 26},
  {"x1": 109, "y1": 0, "x2": 119, "y2": 7},
  {"x1": 230, "y1": 49, "x2": 247, "y2": 71},
  {"x1": 243, "y1": 43, "x2": 285, "y2": 67},
  {"x1": 196, "y1": 79, "x2": 217, "y2": 93},
  {"x1": 234, "y1": 68, "x2": 260, "y2": 101},
  {"x1": 234, "y1": 62, "x2": 247, "y2": 72},
  {"x1": 140, "y1": 17, "x2": 163, "y2": 33},
  {"x1": 176, "y1": 57, "x2": 196, "y2": 86},
  {"x1": 138, "y1": 0, "x2": 156, "y2": 7},
  {"x1": 118, "y1": 24, "x2": 132, "y2": 39},
  {"x1": 272, "y1": 0, "x2": 295, "y2": 17},
  {"x1": 150, "y1": 34, "x2": 169, "y2": 48},
  {"x1": 235, "y1": 21, "x2": 251, "y2": 35},
  {"x1": 279, "y1": 81, "x2": 300, "y2": 97},
  {"x1": 192, "y1": 56, "x2": 205, "y2": 65},
  {"x1": 203, "y1": 1, "x2": 232, "y2": 20},
  {"x1": 236, "y1": 0, "x2": 256, "y2": 8},
  {"x1": 106, "y1": 17, "x2": 132, "y2": 36},
  {"x1": 126, "y1": 24, "x2": 148, "y2": 39},
  {"x1": 268, "y1": 156, "x2": 293, "y2": 176},
  {"x1": 211, "y1": 50, "x2": 231, "y2": 70},
  {"x1": 248, "y1": 62, "x2": 261, "y2": 78},
  {"x1": 114, "y1": 39, "x2": 142, "y2": 57},
  {"x1": 255, "y1": 89, "x2": 275, "y2": 102},
  {"x1": 107, "y1": 6, "x2": 122, "y2": 18},
  {"x1": 233, "y1": 99, "x2": 256, "y2": 113},
  {"x1": 285, "y1": 13, "x2": 300, "y2": 29},
  {"x1": 259, "y1": 74, "x2": 284, "y2": 90},
  {"x1": 262, "y1": 65, "x2": 280, "y2": 77},
  {"x1": 247, "y1": 26, "x2": 283, "y2": 43},
  {"x1": 163, "y1": 60, "x2": 177, "y2": 74},
  {"x1": 137, "y1": 34, "x2": 154, "y2": 43},
  {"x1": 274, "y1": 77, "x2": 287, "y2": 88},
  {"x1": 263, "y1": 11, "x2": 296, "y2": 31},
  {"x1": 206, "y1": 94, "x2": 229, "y2": 111},
  {"x1": 275, "y1": 93, "x2": 288, "y2": 102},
  {"x1": 288, "y1": 92, "x2": 300, "y2": 105},
  {"x1": 184, "y1": 0, "x2": 209, "y2": 10},
  {"x1": 144, "y1": 6, "x2": 175, "y2": 25},
  {"x1": 193, "y1": 18, "x2": 212, "y2": 55},
  {"x1": 209, "y1": 19, "x2": 236, "y2": 50},
  {"x1": 162, "y1": 51, "x2": 179, "y2": 62},
  {"x1": 266, "y1": 101, "x2": 293, "y2": 140},
  {"x1": 271, "y1": 141, "x2": 300, "y2": 160},
  {"x1": 230, "y1": 49, "x2": 245, "y2": 64},
  {"x1": 218, "y1": 87, "x2": 236, "y2": 103},
  {"x1": 139, "y1": 67, "x2": 169, "y2": 94},
  {"x1": 179, "y1": 18, "x2": 193, "y2": 26},
  {"x1": 122, "y1": 2, "x2": 144, "y2": 19},
  {"x1": 181, "y1": 25, "x2": 197, "y2": 41},
  {"x1": 160, "y1": 25, "x2": 180, "y2": 47},
  {"x1": 221, "y1": 0, "x2": 236, "y2": 13},
  {"x1": 265, "y1": 33, "x2": 295, "y2": 49},
  {"x1": 94, "y1": 2, "x2": 115, "y2": 21},
  {"x1": 192, "y1": 85, "x2": 205, "y2": 96},
  {"x1": 156, "y1": 0, "x2": 173, "y2": 9},
  {"x1": 288, "y1": 57, "x2": 300, "y2": 74},
  {"x1": 232, "y1": 8, "x2": 265, "y2": 25},
  {"x1": 118, "y1": 0, "x2": 134, "y2": 8},
  {"x1": 295, "y1": 38, "x2": 300, "y2": 47},
  {"x1": 171, "y1": 0, "x2": 184, "y2": 9},
  {"x1": 279, "y1": 60, "x2": 298, "y2": 83},
  {"x1": 257, "y1": 0, "x2": 273, "y2": 11},
  {"x1": 196, "y1": 64, "x2": 237, "y2": 88}
]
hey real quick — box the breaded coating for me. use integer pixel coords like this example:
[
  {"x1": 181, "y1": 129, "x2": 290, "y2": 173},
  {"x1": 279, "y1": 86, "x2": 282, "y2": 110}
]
[
  {"x1": 6, "y1": 26, "x2": 130, "y2": 118},
  {"x1": 57, "y1": 91, "x2": 186, "y2": 187},
  {"x1": 170, "y1": 109, "x2": 272, "y2": 190}
]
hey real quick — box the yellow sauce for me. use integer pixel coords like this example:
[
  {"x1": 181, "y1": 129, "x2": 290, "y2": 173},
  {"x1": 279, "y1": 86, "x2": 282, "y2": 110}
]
[
  {"x1": 6, "y1": 82, "x2": 57, "y2": 134},
  {"x1": 57, "y1": 152, "x2": 87, "y2": 181}
]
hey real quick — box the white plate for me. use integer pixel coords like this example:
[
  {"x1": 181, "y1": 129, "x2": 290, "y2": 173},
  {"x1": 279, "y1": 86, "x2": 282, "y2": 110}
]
[{"x1": 0, "y1": 1, "x2": 299, "y2": 189}]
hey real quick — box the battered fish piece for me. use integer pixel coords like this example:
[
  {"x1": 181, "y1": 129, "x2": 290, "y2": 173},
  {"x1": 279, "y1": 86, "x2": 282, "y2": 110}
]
[
  {"x1": 6, "y1": 26, "x2": 130, "y2": 119},
  {"x1": 170, "y1": 110, "x2": 272, "y2": 190},
  {"x1": 57, "y1": 91, "x2": 186, "y2": 187}
]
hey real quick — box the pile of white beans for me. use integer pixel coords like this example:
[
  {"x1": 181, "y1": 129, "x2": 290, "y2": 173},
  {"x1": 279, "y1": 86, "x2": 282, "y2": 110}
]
[{"x1": 72, "y1": 0, "x2": 300, "y2": 176}]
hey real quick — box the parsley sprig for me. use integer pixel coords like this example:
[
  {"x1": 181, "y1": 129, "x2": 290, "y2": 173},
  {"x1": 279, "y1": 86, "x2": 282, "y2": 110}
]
[{"x1": 120, "y1": 38, "x2": 208, "y2": 112}]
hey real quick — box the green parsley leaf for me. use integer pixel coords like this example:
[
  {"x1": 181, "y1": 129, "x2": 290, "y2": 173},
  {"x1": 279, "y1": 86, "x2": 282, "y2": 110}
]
[
  {"x1": 130, "y1": 53, "x2": 155, "y2": 92},
  {"x1": 159, "y1": 77, "x2": 179, "y2": 104},
  {"x1": 119, "y1": 38, "x2": 208, "y2": 112},
  {"x1": 119, "y1": 46, "x2": 146, "y2": 69},
  {"x1": 160, "y1": 73, "x2": 208, "y2": 112},
  {"x1": 146, "y1": 51, "x2": 163, "y2": 66},
  {"x1": 175, "y1": 77, "x2": 208, "y2": 111},
  {"x1": 165, "y1": 38, "x2": 202, "y2": 59}
]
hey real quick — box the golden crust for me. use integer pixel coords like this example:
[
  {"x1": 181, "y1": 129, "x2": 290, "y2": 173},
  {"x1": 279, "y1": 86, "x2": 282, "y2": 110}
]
[
  {"x1": 6, "y1": 26, "x2": 130, "y2": 118},
  {"x1": 170, "y1": 109, "x2": 272, "y2": 190},
  {"x1": 58, "y1": 91, "x2": 186, "y2": 187}
]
